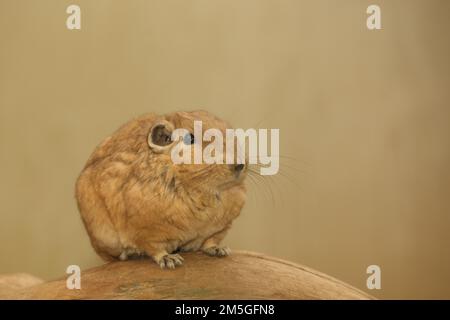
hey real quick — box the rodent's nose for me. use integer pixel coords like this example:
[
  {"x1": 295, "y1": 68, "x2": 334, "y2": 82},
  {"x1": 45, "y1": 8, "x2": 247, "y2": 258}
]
[{"x1": 235, "y1": 164, "x2": 245, "y2": 172}]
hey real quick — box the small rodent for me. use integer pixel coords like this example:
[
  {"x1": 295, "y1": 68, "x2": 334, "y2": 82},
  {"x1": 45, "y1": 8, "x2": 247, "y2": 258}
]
[{"x1": 75, "y1": 110, "x2": 247, "y2": 268}]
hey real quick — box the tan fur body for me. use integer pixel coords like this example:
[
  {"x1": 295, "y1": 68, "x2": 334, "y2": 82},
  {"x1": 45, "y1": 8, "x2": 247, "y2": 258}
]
[{"x1": 75, "y1": 111, "x2": 246, "y2": 268}]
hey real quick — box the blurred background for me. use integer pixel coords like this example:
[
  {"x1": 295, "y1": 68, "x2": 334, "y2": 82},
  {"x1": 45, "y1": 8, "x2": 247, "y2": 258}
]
[{"x1": 1, "y1": 0, "x2": 449, "y2": 299}]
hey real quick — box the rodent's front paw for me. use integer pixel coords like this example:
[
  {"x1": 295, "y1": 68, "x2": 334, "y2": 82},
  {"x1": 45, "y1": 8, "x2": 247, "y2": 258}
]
[
  {"x1": 157, "y1": 253, "x2": 184, "y2": 269},
  {"x1": 202, "y1": 246, "x2": 231, "y2": 257}
]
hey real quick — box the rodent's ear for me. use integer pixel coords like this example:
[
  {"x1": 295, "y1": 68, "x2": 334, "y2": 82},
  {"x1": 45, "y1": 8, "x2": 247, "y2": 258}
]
[{"x1": 147, "y1": 120, "x2": 175, "y2": 153}]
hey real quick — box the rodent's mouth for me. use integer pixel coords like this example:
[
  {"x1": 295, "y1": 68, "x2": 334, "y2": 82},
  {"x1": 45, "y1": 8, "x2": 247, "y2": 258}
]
[{"x1": 218, "y1": 173, "x2": 246, "y2": 190}]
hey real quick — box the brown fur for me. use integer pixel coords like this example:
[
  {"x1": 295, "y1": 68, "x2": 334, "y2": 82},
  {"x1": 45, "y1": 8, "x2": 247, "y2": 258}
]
[{"x1": 75, "y1": 111, "x2": 247, "y2": 268}]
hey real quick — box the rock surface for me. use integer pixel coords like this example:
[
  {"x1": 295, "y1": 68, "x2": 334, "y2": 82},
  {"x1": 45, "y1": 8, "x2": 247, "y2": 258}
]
[{"x1": 1, "y1": 251, "x2": 373, "y2": 300}]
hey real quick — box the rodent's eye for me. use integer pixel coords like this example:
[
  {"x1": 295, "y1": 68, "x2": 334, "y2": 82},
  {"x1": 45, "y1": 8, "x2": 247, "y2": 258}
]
[
  {"x1": 150, "y1": 124, "x2": 172, "y2": 147},
  {"x1": 183, "y1": 133, "x2": 195, "y2": 145}
]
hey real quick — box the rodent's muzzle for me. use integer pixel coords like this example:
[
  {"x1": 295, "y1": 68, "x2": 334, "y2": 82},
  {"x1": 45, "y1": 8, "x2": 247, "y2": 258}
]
[{"x1": 232, "y1": 163, "x2": 246, "y2": 179}]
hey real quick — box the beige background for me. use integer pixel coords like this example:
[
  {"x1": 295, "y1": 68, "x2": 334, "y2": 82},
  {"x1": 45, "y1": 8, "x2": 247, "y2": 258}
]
[{"x1": 1, "y1": 0, "x2": 449, "y2": 299}]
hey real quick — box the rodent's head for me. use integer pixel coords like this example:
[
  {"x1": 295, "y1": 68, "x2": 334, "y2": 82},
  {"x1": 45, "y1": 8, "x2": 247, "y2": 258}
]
[{"x1": 87, "y1": 110, "x2": 247, "y2": 195}]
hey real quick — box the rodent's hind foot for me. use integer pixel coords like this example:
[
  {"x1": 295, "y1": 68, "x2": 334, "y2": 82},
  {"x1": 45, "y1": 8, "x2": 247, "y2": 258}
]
[
  {"x1": 157, "y1": 253, "x2": 184, "y2": 269},
  {"x1": 202, "y1": 246, "x2": 231, "y2": 257},
  {"x1": 119, "y1": 248, "x2": 145, "y2": 261}
]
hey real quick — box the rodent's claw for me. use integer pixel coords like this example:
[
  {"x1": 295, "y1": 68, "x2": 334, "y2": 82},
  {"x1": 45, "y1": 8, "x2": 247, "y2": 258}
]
[
  {"x1": 158, "y1": 253, "x2": 184, "y2": 269},
  {"x1": 202, "y1": 246, "x2": 231, "y2": 257},
  {"x1": 119, "y1": 252, "x2": 128, "y2": 261}
]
